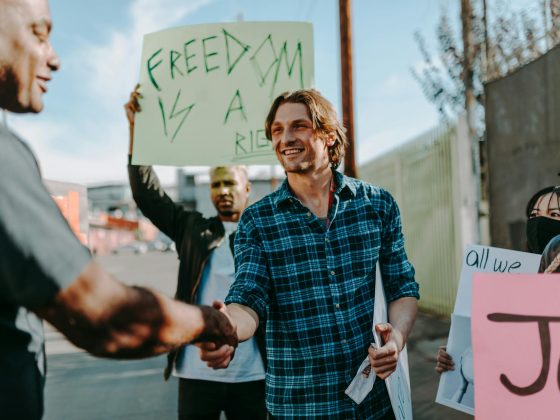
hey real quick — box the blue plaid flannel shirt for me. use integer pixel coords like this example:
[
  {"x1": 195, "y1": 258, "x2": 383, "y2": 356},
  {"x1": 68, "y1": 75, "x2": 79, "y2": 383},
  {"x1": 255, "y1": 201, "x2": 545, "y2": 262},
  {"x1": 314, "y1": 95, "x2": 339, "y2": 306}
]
[{"x1": 226, "y1": 170, "x2": 419, "y2": 419}]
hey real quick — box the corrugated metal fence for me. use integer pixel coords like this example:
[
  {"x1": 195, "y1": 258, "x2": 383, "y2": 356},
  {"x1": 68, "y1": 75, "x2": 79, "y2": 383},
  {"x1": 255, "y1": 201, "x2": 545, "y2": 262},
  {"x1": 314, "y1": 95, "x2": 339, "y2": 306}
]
[{"x1": 360, "y1": 118, "x2": 475, "y2": 316}]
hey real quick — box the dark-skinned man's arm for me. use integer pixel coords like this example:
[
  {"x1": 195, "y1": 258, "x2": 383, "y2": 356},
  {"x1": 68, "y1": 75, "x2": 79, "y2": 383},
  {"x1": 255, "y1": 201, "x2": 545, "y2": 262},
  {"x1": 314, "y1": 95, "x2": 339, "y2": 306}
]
[{"x1": 34, "y1": 261, "x2": 237, "y2": 359}]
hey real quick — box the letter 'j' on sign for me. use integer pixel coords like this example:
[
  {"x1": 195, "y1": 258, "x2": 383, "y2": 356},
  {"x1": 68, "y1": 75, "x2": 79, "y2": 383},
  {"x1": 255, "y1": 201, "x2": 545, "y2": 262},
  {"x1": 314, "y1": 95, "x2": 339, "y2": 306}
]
[
  {"x1": 132, "y1": 22, "x2": 314, "y2": 166},
  {"x1": 472, "y1": 273, "x2": 560, "y2": 420}
]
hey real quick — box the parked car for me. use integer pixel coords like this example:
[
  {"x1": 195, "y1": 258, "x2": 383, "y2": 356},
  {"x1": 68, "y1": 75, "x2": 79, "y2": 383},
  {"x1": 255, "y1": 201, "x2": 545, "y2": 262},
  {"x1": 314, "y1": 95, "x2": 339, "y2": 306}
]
[
  {"x1": 148, "y1": 233, "x2": 175, "y2": 252},
  {"x1": 111, "y1": 241, "x2": 148, "y2": 255}
]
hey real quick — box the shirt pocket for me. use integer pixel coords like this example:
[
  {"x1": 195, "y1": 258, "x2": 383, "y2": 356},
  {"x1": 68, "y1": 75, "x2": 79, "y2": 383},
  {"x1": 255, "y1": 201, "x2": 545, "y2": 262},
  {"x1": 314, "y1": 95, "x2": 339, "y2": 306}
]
[{"x1": 340, "y1": 220, "x2": 381, "y2": 279}]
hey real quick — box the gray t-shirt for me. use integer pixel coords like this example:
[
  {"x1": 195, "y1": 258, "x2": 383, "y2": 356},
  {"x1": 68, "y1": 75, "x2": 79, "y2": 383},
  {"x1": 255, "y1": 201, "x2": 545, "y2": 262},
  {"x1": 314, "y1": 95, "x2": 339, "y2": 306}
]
[{"x1": 0, "y1": 123, "x2": 91, "y2": 377}]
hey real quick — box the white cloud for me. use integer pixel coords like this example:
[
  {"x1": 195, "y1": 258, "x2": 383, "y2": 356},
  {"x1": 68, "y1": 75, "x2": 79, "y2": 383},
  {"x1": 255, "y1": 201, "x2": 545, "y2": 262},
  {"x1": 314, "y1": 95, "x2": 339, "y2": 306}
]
[
  {"x1": 379, "y1": 73, "x2": 415, "y2": 95},
  {"x1": 8, "y1": 115, "x2": 128, "y2": 184},
  {"x1": 84, "y1": 0, "x2": 213, "y2": 109}
]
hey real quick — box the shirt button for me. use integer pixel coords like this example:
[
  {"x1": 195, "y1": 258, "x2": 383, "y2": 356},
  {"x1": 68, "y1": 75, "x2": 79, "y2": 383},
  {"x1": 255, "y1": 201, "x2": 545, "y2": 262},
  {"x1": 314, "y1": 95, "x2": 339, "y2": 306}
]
[
  {"x1": 335, "y1": 303, "x2": 340, "y2": 309},
  {"x1": 325, "y1": 237, "x2": 329, "y2": 242},
  {"x1": 342, "y1": 339, "x2": 347, "y2": 344},
  {"x1": 330, "y1": 270, "x2": 335, "y2": 276},
  {"x1": 306, "y1": 211, "x2": 311, "y2": 217}
]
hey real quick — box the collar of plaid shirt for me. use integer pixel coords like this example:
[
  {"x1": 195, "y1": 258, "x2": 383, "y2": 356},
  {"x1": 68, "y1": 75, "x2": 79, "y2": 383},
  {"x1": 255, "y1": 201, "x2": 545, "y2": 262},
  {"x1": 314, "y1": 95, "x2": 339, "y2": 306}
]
[{"x1": 274, "y1": 169, "x2": 356, "y2": 208}]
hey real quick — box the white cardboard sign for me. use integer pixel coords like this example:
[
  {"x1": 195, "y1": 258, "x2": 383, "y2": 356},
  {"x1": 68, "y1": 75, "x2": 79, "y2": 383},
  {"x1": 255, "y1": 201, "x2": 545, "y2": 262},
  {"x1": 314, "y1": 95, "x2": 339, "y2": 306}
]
[
  {"x1": 133, "y1": 21, "x2": 314, "y2": 166},
  {"x1": 436, "y1": 245, "x2": 540, "y2": 415}
]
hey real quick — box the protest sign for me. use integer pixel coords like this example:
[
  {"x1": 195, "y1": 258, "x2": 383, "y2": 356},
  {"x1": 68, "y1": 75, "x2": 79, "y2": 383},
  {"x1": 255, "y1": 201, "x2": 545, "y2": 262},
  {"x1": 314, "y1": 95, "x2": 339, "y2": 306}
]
[
  {"x1": 472, "y1": 273, "x2": 560, "y2": 420},
  {"x1": 133, "y1": 22, "x2": 314, "y2": 166},
  {"x1": 453, "y1": 245, "x2": 541, "y2": 317},
  {"x1": 436, "y1": 245, "x2": 540, "y2": 414}
]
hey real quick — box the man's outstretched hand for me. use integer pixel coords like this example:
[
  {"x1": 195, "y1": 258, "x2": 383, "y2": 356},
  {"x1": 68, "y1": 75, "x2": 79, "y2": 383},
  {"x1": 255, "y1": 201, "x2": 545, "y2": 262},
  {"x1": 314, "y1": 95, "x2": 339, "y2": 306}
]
[
  {"x1": 197, "y1": 301, "x2": 237, "y2": 369},
  {"x1": 197, "y1": 301, "x2": 238, "y2": 369},
  {"x1": 195, "y1": 301, "x2": 238, "y2": 350}
]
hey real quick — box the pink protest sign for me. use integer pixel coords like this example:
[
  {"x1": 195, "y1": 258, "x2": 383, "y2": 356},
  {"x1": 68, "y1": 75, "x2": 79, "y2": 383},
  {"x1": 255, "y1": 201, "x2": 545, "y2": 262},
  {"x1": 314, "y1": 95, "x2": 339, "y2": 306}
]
[{"x1": 472, "y1": 273, "x2": 560, "y2": 420}]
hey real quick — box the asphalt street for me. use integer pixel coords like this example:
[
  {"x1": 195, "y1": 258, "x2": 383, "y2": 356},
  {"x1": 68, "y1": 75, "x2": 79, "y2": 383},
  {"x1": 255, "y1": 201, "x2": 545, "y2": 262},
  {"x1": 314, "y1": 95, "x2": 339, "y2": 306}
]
[
  {"x1": 44, "y1": 252, "x2": 180, "y2": 420},
  {"x1": 43, "y1": 252, "x2": 470, "y2": 420}
]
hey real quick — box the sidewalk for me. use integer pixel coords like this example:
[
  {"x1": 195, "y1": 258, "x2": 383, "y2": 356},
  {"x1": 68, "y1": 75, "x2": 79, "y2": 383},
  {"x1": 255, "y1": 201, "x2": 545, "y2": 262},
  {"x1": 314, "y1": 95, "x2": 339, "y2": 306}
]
[{"x1": 408, "y1": 311, "x2": 471, "y2": 419}]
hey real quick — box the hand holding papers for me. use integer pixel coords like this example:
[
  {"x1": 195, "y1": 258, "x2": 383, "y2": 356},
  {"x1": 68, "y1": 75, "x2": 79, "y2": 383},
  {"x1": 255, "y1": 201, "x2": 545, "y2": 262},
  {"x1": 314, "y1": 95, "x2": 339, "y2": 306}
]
[{"x1": 345, "y1": 265, "x2": 413, "y2": 419}]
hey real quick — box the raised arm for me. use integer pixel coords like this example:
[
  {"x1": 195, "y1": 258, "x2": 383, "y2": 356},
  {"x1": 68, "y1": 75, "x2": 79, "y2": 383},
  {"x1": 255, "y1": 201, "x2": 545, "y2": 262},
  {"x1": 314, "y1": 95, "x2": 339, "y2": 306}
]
[
  {"x1": 125, "y1": 85, "x2": 189, "y2": 239},
  {"x1": 34, "y1": 261, "x2": 238, "y2": 359}
]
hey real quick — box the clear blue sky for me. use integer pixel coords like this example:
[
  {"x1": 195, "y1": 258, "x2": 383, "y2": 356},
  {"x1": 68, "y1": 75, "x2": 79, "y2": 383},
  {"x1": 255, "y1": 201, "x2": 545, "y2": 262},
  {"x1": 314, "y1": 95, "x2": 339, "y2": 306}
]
[{"x1": 6, "y1": 0, "x2": 537, "y2": 185}]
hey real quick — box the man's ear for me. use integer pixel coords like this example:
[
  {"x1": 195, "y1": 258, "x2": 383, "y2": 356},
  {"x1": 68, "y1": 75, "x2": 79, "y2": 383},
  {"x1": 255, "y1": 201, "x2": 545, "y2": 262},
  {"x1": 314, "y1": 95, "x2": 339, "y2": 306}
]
[
  {"x1": 325, "y1": 133, "x2": 336, "y2": 147},
  {"x1": 246, "y1": 181, "x2": 252, "y2": 194}
]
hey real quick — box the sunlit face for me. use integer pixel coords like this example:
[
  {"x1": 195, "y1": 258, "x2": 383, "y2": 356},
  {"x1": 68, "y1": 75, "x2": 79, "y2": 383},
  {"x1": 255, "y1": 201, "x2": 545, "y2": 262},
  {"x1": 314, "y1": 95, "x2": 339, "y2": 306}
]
[
  {"x1": 269, "y1": 102, "x2": 334, "y2": 174},
  {"x1": 210, "y1": 167, "x2": 250, "y2": 222},
  {"x1": 0, "y1": 0, "x2": 60, "y2": 113},
  {"x1": 529, "y1": 192, "x2": 560, "y2": 220}
]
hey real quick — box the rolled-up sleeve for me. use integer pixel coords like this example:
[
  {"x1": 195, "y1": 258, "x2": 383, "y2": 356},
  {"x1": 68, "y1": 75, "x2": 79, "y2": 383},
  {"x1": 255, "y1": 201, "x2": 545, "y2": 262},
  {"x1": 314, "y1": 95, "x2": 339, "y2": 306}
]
[
  {"x1": 378, "y1": 189, "x2": 420, "y2": 303},
  {"x1": 225, "y1": 210, "x2": 270, "y2": 320}
]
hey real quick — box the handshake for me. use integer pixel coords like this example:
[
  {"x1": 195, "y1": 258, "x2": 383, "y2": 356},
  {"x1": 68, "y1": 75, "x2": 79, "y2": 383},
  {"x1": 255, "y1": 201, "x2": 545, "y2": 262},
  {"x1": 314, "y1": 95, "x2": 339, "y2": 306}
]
[
  {"x1": 196, "y1": 301, "x2": 238, "y2": 351},
  {"x1": 195, "y1": 301, "x2": 257, "y2": 369}
]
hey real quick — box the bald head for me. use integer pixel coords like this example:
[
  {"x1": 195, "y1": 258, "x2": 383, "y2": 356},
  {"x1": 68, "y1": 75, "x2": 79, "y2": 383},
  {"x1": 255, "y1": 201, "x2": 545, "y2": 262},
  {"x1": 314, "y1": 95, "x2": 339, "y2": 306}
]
[
  {"x1": 209, "y1": 166, "x2": 251, "y2": 222},
  {"x1": 209, "y1": 165, "x2": 249, "y2": 184},
  {"x1": 0, "y1": 0, "x2": 60, "y2": 113}
]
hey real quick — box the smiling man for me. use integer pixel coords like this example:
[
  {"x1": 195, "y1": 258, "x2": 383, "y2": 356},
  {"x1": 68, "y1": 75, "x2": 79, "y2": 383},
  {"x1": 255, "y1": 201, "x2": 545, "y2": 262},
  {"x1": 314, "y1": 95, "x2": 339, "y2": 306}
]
[
  {"x1": 201, "y1": 89, "x2": 420, "y2": 419},
  {"x1": 125, "y1": 88, "x2": 266, "y2": 420},
  {"x1": 0, "y1": 1, "x2": 236, "y2": 418},
  {"x1": 0, "y1": 0, "x2": 59, "y2": 112}
]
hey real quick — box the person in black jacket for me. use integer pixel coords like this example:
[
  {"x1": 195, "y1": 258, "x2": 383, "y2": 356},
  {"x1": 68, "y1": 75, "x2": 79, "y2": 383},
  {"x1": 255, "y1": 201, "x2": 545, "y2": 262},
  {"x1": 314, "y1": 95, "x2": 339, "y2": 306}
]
[{"x1": 125, "y1": 87, "x2": 266, "y2": 420}]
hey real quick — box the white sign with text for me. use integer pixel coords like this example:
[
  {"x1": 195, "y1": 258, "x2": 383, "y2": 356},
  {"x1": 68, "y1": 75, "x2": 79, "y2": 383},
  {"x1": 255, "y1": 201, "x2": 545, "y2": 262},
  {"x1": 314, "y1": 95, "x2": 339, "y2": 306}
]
[{"x1": 133, "y1": 21, "x2": 314, "y2": 166}]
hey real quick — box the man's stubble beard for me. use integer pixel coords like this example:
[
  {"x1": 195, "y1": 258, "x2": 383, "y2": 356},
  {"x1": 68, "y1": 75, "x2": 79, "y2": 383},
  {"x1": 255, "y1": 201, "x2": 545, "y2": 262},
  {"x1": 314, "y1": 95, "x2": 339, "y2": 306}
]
[{"x1": 218, "y1": 209, "x2": 234, "y2": 217}]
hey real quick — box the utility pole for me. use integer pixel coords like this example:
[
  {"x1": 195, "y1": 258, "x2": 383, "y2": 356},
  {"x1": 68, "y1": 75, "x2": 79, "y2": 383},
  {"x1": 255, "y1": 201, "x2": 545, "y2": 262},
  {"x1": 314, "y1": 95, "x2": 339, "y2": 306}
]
[
  {"x1": 338, "y1": 0, "x2": 357, "y2": 177},
  {"x1": 461, "y1": 0, "x2": 482, "y2": 243},
  {"x1": 482, "y1": 0, "x2": 489, "y2": 76}
]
